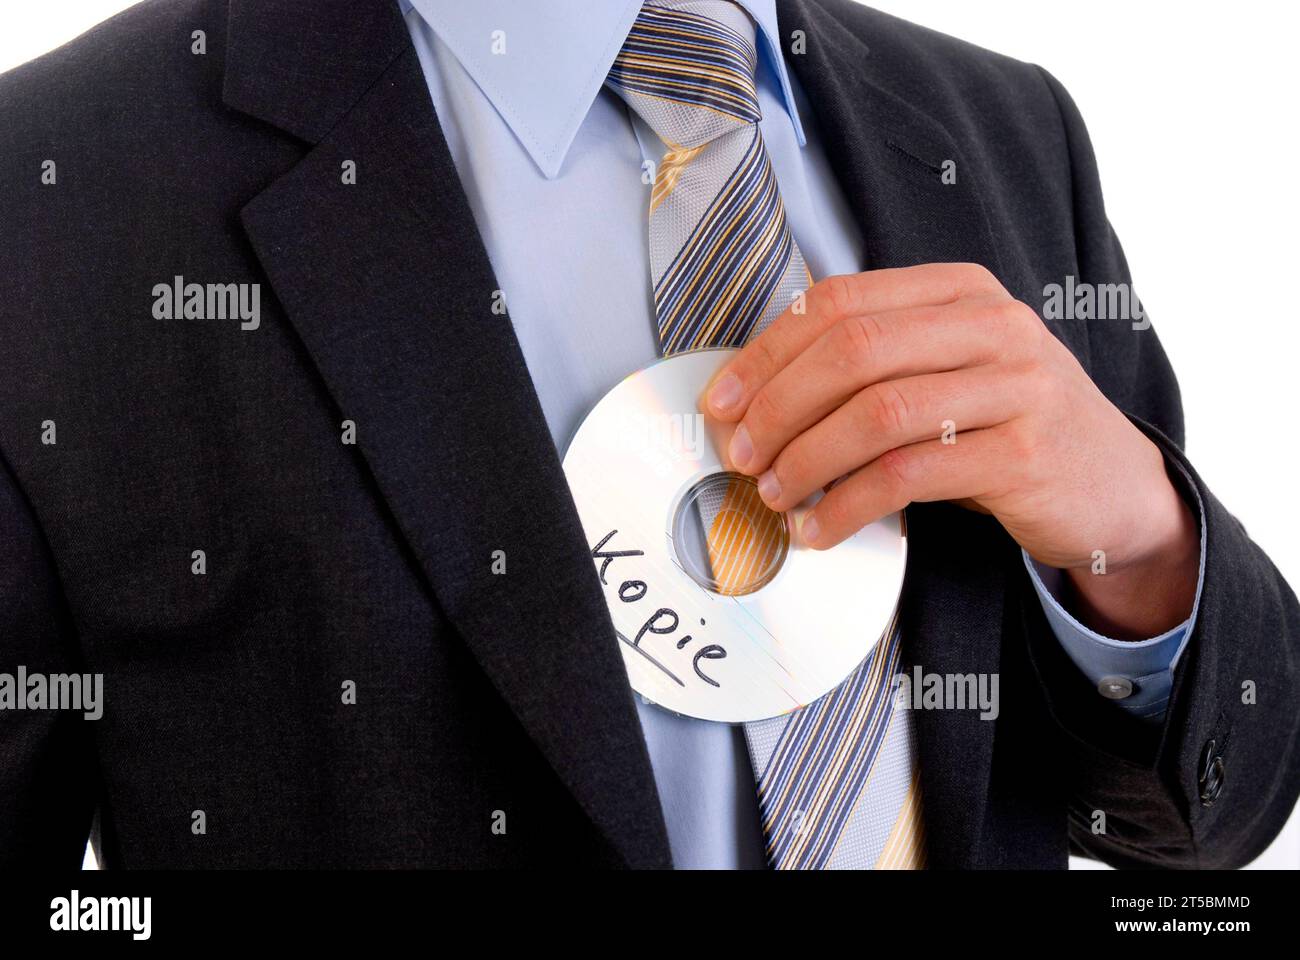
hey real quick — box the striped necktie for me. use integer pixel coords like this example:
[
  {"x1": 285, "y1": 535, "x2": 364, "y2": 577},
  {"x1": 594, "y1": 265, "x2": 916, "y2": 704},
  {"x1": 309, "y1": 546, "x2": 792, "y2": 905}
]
[{"x1": 607, "y1": 0, "x2": 926, "y2": 870}]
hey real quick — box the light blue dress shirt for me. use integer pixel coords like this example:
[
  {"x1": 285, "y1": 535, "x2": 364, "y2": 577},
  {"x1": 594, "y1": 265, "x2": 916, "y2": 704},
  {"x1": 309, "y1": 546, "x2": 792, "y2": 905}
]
[{"x1": 399, "y1": 0, "x2": 1203, "y2": 866}]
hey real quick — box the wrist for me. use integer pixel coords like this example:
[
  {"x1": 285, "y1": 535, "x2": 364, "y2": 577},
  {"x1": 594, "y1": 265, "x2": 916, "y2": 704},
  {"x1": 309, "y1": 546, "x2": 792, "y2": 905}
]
[{"x1": 1064, "y1": 466, "x2": 1200, "y2": 641}]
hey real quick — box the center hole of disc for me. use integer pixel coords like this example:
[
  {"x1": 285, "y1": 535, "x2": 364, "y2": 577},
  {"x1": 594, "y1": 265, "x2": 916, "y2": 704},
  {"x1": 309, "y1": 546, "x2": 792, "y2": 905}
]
[{"x1": 671, "y1": 472, "x2": 790, "y2": 597}]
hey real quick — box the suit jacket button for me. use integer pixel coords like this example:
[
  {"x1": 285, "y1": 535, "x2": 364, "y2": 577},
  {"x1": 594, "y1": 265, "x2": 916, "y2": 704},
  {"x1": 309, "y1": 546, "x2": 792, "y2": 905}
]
[
  {"x1": 1097, "y1": 676, "x2": 1133, "y2": 700},
  {"x1": 1199, "y1": 739, "x2": 1225, "y2": 806}
]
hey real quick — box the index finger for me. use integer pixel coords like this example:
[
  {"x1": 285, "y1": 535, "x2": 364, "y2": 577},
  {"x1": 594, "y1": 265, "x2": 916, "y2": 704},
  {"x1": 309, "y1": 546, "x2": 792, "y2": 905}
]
[{"x1": 702, "y1": 262, "x2": 1002, "y2": 420}]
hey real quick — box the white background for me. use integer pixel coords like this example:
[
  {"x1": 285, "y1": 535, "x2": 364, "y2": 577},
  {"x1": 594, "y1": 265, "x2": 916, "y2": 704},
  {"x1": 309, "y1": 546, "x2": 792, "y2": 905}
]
[{"x1": 1, "y1": 1, "x2": 1296, "y2": 870}]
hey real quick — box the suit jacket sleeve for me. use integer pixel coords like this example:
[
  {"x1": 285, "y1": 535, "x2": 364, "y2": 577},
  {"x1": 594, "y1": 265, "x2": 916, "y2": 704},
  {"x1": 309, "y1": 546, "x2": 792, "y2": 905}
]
[
  {"x1": 0, "y1": 452, "x2": 98, "y2": 869},
  {"x1": 1024, "y1": 66, "x2": 1300, "y2": 868}
]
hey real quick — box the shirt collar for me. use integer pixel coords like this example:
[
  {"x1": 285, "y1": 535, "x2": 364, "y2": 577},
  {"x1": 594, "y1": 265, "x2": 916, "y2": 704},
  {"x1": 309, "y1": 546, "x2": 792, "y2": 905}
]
[{"x1": 402, "y1": 0, "x2": 807, "y2": 180}]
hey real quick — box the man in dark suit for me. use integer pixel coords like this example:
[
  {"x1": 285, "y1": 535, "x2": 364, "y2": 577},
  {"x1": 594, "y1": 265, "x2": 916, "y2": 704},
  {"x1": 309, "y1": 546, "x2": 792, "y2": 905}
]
[{"x1": 0, "y1": 0, "x2": 1296, "y2": 869}]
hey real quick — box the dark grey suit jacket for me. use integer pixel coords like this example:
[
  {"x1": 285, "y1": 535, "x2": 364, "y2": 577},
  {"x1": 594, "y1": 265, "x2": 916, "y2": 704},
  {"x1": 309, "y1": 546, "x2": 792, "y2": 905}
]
[{"x1": 0, "y1": 0, "x2": 1296, "y2": 868}]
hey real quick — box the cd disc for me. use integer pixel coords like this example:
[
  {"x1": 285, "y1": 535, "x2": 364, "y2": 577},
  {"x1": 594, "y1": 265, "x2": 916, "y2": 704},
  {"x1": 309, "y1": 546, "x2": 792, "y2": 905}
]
[{"x1": 562, "y1": 349, "x2": 906, "y2": 723}]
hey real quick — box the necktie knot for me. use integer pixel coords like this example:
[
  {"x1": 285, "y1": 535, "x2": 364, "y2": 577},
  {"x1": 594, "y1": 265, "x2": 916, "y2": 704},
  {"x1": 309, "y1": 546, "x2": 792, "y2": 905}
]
[{"x1": 608, "y1": 0, "x2": 762, "y2": 148}]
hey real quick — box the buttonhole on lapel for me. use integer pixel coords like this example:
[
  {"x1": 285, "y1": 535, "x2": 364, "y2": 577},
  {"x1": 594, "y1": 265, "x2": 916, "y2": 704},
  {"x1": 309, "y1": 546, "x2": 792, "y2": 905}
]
[{"x1": 884, "y1": 139, "x2": 944, "y2": 177}]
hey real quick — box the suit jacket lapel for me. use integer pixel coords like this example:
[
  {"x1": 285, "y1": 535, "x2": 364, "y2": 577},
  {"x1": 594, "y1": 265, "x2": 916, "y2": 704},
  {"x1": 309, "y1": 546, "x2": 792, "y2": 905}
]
[
  {"x1": 226, "y1": 0, "x2": 671, "y2": 869},
  {"x1": 779, "y1": 0, "x2": 1005, "y2": 868},
  {"x1": 778, "y1": 0, "x2": 1005, "y2": 276}
]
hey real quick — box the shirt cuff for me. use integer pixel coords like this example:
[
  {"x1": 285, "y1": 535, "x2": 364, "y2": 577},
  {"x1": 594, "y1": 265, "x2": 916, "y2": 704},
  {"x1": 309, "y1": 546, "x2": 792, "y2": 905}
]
[{"x1": 1021, "y1": 456, "x2": 1208, "y2": 722}]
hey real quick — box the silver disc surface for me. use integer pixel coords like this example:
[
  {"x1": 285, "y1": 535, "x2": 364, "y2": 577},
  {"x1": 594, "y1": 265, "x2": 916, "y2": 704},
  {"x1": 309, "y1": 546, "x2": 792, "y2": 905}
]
[{"x1": 562, "y1": 349, "x2": 906, "y2": 723}]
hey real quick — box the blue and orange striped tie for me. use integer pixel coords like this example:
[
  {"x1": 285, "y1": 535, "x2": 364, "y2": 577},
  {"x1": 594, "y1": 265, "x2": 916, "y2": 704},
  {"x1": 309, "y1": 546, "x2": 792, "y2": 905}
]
[{"x1": 607, "y1": 0, "x2": 926, "y2": 870}]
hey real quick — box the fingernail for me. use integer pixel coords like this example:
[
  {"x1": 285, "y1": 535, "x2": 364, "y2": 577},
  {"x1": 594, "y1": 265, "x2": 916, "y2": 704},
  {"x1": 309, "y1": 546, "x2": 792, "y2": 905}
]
[
  {"x1": 708, "y1": 373, "x2": 742, "y2": 413},
  {"x1": 757, "y1": 470, "x2": 780, "y2": 503},
  {"x1": 728, "y1": 424, "x2": 753, "y2": 470},
  {"x1": 801, "y1": 514, "x2": 820, "y2": 545}
]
